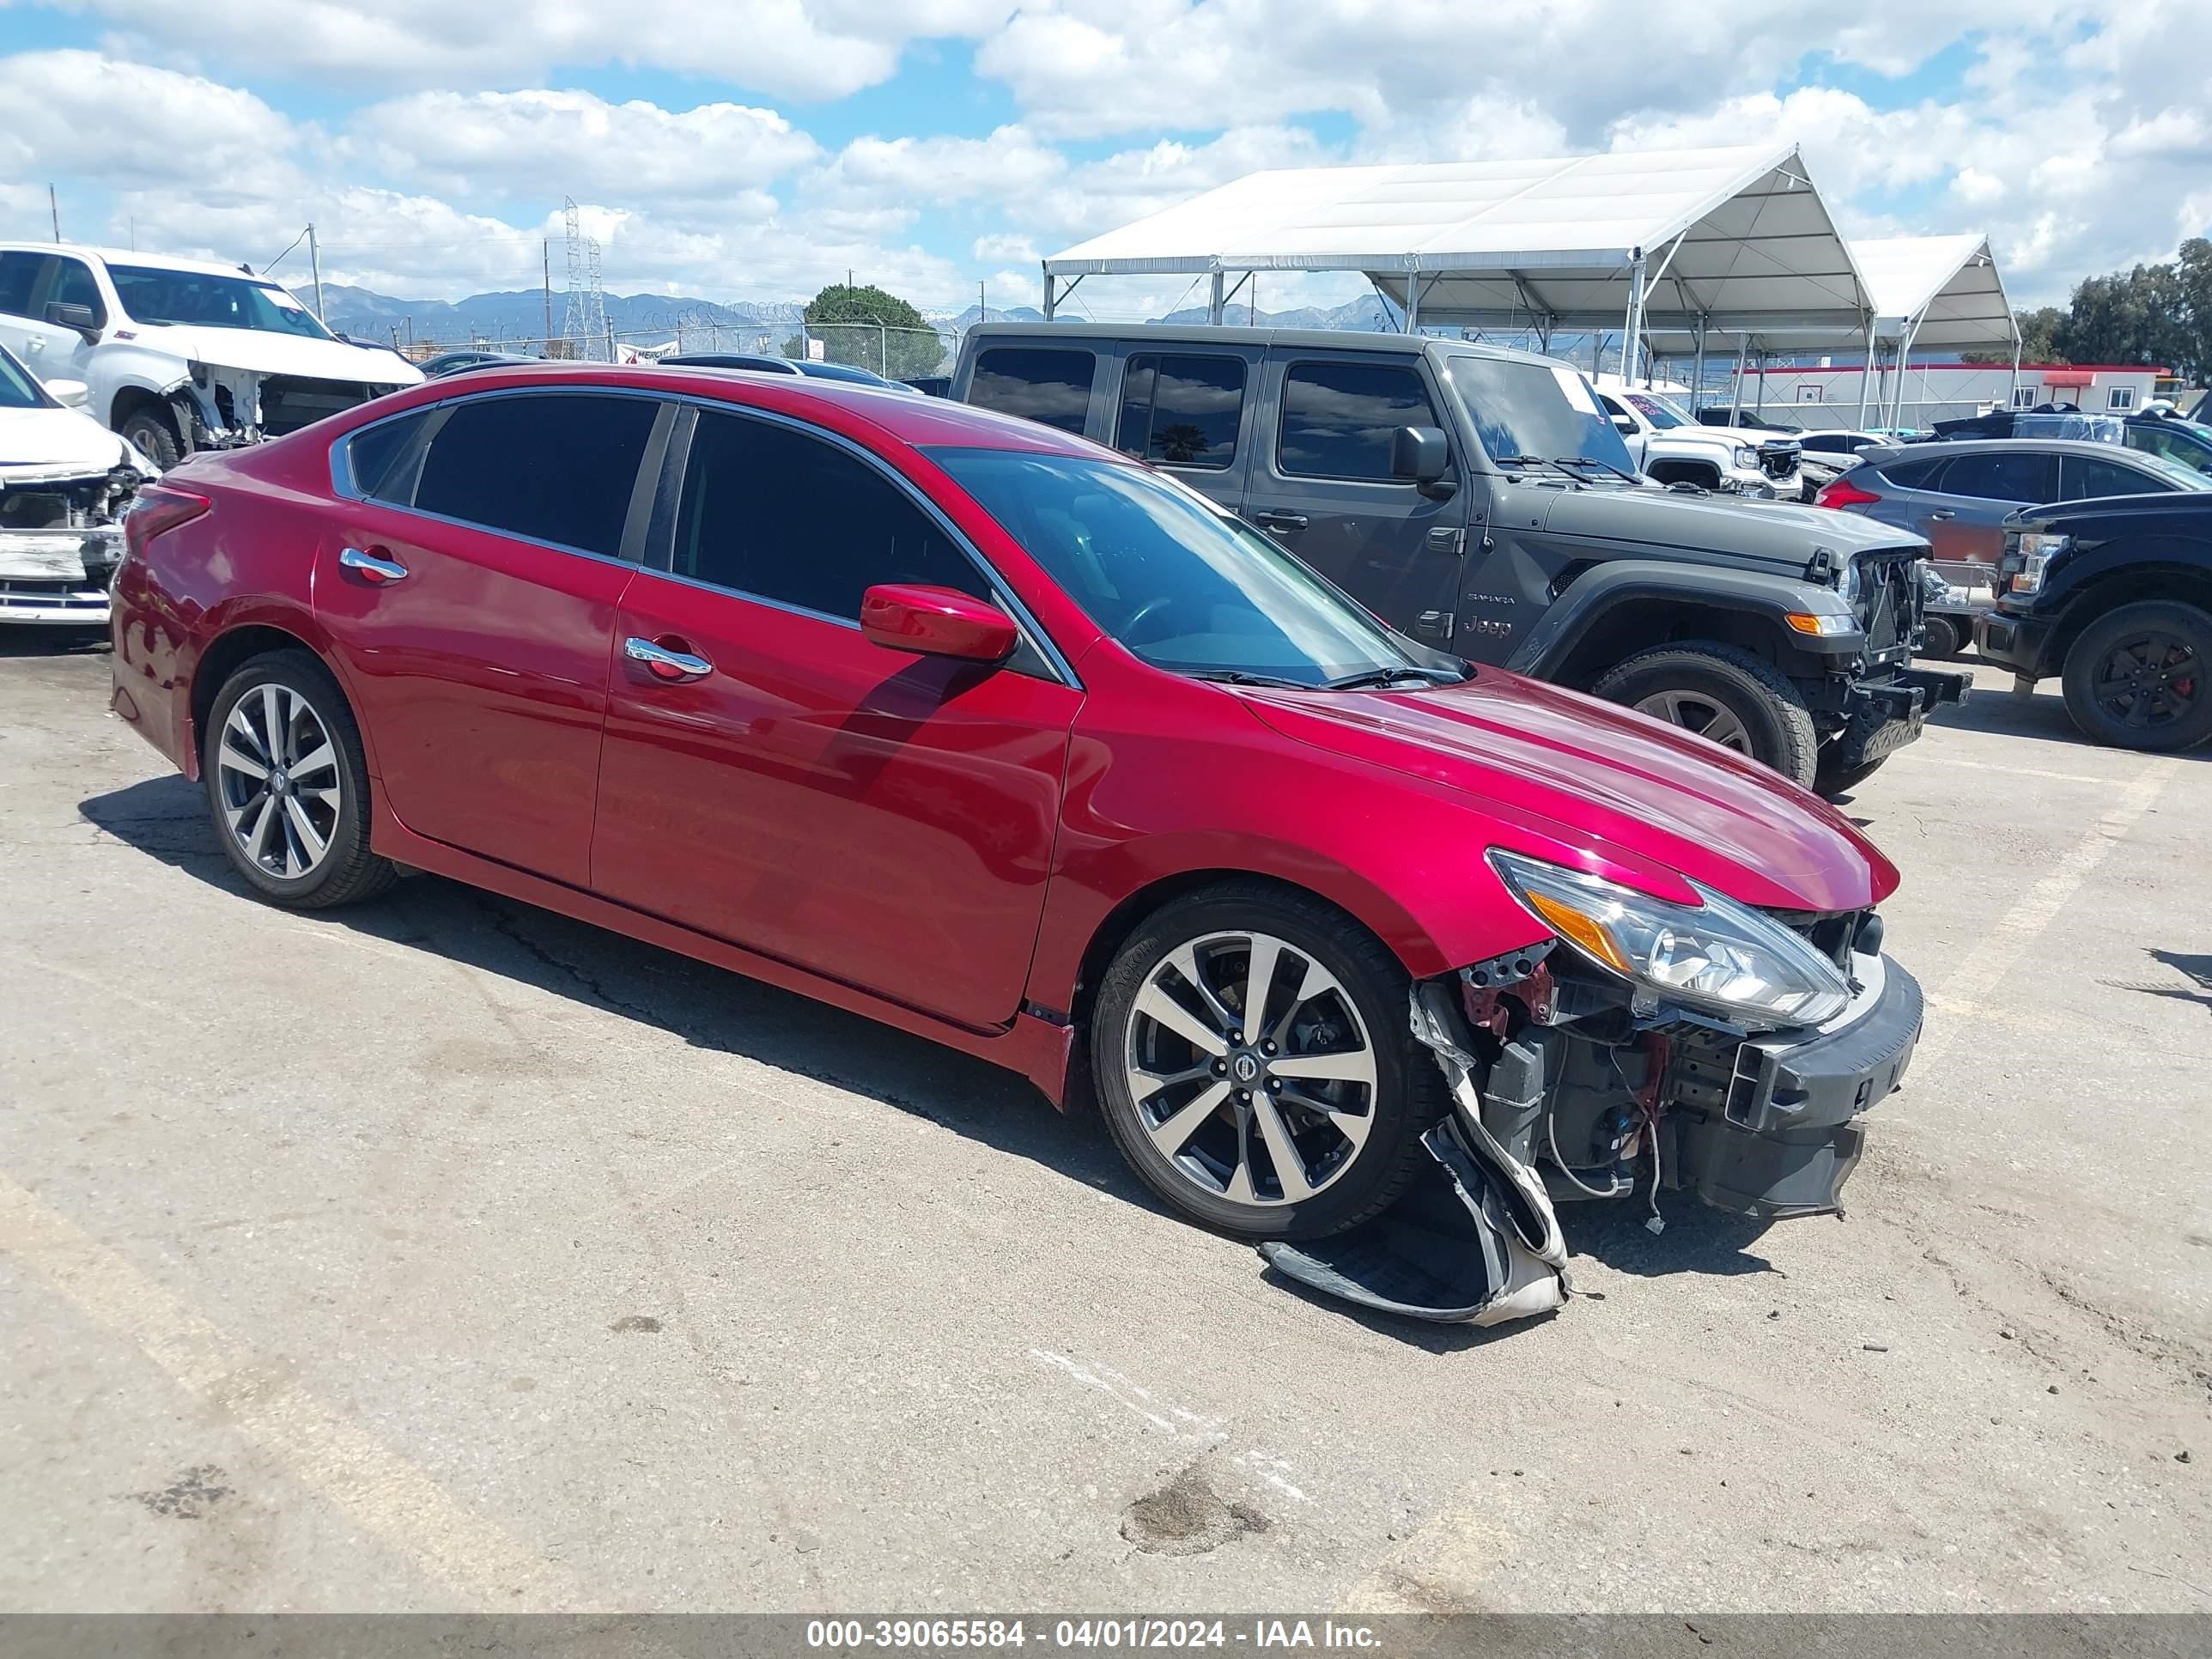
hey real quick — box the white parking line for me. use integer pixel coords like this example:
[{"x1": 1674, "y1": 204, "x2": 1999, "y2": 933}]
[
  {"x1": 0, "y1": 1171, "x2": 591, "y2": 1610},
  {"x1": 1888, "y1": 752, "x2": 2111, "y2": 786}
]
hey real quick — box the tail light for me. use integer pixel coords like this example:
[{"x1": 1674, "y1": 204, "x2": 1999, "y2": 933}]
[
  {"x1": 124, "y1": 483, "x2": 212, "y2": 557},
  {"x1": 1813, "y1": 477, "x2": 1882, "y2": 509}
]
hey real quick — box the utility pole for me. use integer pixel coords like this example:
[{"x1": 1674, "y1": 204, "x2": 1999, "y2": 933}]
[
  {"x1": 49, "y1": 185, "x2": 60, "y2": 241},
  {"x1": 979, "y1": 281, "x2": 986, "y2": 324},
  {"x1": 307, "y1": 222, "x2": 325, "y2": 320},
  {"x1": 542, "y1": 240, "x2": 553, "y2": 352}
]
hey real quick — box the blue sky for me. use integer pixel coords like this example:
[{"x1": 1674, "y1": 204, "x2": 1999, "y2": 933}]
[{"x1": 3, "y1": 2, "x2": 2205, "y2": 316}]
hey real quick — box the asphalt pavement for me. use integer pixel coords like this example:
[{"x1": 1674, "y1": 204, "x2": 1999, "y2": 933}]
[{"x1": 2, "y1": 638, "x2": 2206, "y2": 1614}]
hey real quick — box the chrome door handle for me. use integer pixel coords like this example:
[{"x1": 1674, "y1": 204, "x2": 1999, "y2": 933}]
[
  {"x1": 624, "y1": 636, "x2": 714, "y2": 680},
  {"x1": 339, "y1": 546, "x2": 409, "y2": 582}
]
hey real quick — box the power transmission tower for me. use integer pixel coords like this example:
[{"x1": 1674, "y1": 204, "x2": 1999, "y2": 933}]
[{"x1": 559, "y1": 198, "x2": 609, "y2": 362}]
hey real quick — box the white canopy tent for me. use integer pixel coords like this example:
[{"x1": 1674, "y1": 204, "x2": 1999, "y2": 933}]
[{"x1": 1042, "y1": 143, "x2": 1873, "y2": 388}]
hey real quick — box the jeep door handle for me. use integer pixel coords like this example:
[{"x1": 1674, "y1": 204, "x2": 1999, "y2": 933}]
[
  {"x1": 1252, "y1": 512, "x2": 1308, "y2": 532},
  {"x1": 624, "y1": 636, "x2": 714, "y2": 682},
  {"x1": 338, "y1": 546, "x2": 409, "y2": 583}
]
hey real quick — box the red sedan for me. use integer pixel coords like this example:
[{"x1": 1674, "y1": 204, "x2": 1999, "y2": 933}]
[{"x1": 111, "y1": 364, "x2": 1920, "y2": 1260}]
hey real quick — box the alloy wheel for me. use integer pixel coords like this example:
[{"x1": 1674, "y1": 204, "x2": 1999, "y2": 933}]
[
  {"x1": 1634, "y1": 690, "x2": 1752, "y2": 752},
  {"x1": 1122, "y1": 930, "x2": 1377, "y2": 1206},
  {"x1": 216, "y1": 684, "x2": 343, "y2": 879},
  {"x1": 2094, "y1": 632, "x2": 2199, "y2": 732}
]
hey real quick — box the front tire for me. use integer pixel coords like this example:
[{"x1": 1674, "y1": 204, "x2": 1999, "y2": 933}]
[
  {"x1": 203, "y1": 650, "x2": 396, "y2": 908},
  {"x1": 118, "y1": 406, "x2": 184, "y2": 470},
  {"x1": 1091, "y1": 883, "x2": 1440, "y2": 1243},
  {"x1": 1591, "y1": 641, "x2": 1821, "y2": 787},
  {"x1": 2059, "y1": 601, "x2": 2212, "y2": 752}
]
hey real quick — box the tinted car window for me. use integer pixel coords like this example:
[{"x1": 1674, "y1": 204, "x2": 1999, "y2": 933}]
[
  {"x1": 1937, "y1": 451, "x2": 2060, "y2": 502},
  {"x1": 2063, "y1": 454, "x2": 2168, "y2": 501},
  {"x1": 1115, "y1": 353, "x2": 1246, "y2": 469},
  {"x1": 414, "y1": 393, "x2": 657, "y2": 557},
  {"x1": 0, "y1": 252, "x2": 45, "y2": 316},
  {"x1": 1278, "y1": 362, "x2": 1442, "y2": 480},
  {"x1": 1875, "y1": 455, "x2": 1948, "y2": 489},
  {"x1": 2125, "y1": 422, "x2": 2212, "y2": 476},
  {"x1": 345, "y1": 410, "x2": 435, "y2": 504},
  {"x1": 969, "y1": 348, "x2": 1097, "y2": 434},
  {"x1": 674, "y1": 410, "x2": 988, "y2": 619},
  {"x1": 1437, "y1": 354, "x2": 1633, "y2": 473}
]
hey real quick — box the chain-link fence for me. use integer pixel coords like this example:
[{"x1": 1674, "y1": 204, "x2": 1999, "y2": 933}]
[{"x1": 374, "y1": 314, "x2": 957, "y2": 379}]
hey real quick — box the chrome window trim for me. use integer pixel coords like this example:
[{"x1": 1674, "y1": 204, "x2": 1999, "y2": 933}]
[{"x1": 659, "y1": 394, "x2": 1084, "y2": 690}]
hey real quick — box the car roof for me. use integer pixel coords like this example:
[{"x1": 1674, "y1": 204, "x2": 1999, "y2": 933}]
[
  {"x1": 963, "y1": 319, "x2": 1564, "y2": 371},
  {"x1": 398, "y1": 362, "x2": 1105, "y2": 456},
  {"x1": 0, "y1": 240, "x2": 281, "y2": 280},
  {"x1": 1862, "y1": 437, "x2": 2166, "y2": 463}
]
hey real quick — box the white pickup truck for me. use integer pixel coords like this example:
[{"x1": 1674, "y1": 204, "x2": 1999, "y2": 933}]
[
  {"x1": 1590, "y1": 377, "x2": 1802, "y2": 499},
  {"x1": 0, "y1": 243, "x2": 420, "y2": 466}
]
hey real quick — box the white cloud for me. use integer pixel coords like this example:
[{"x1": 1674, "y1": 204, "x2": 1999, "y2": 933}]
[
  {"x1": 973, "y1": 232, "x2": 1040, "y2": 264},
  {"x1": 69, "y1": 0, "x2": 1010, "y2": 100},
  {"x1": 812, "y1": 126, "x2": 1066, "y2": 209},
  {"x1": 0, "y1": 50, "x2": 303, "y2": 195},
  {"x1": 350, "y1": 89, "x2": 819, "y2": 205}
]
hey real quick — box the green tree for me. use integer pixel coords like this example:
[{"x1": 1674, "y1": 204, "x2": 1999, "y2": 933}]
[
  {"x1": 792, "y1": 282, "x2": 945, "y2": 380},
  {"x1": 2172, "y1": 237, "x2": 2212, "y2": 383},
  {"x1": 1962, "y1": 305, "x2": 2067, "y2": 367},
  {"x1": 2057, "y1": 263, "x2": 2183, "y2": 370}
]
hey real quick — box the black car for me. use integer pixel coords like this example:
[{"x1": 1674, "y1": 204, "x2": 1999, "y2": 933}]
[
  {"x1": 659, "y1": 352, "x2": 914, "y2": 391},
  {"x1": 1977, "y1": 492, "x2": 2212, "y2": 751},
  {"x1": 1934, "y1": 408, "x2": 2212, "y2": 477},
  {"x1": 416, "y1": 349, "x2": 538, "y2": 378}
]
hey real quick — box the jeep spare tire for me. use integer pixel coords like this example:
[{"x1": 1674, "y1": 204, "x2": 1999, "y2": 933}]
[{"x1": 1592, "y1": 641, "x2": 1821, "y2": 787}]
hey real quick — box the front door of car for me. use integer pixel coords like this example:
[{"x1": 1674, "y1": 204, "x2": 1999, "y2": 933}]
[
  {"x1": 1242, "y1": 353, "x2": 1468, "y2": 645},
  {"x1": 313, "y1": 389, "x2": 667, "y2": 887},
  {"x1": 1916, "y1": 449, "x2": 2060, "y2": 567},
  {"x1": 589, "y1": 404, "x2": 1083, "y2": 1031},
  {"x1": 1103, "y1": 343, "x2": 1265, "y2": 515}
]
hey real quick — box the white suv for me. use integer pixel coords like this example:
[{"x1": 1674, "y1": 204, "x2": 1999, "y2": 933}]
[
  {"x1": 1592, "y1": 378, "x2": 1802, "y2": 499},
  {"x1": 0, "y1": 243, "x2": 421, "y2": 466}
]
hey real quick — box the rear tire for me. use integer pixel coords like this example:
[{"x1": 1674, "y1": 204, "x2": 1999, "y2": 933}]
[
  {"x1": 2058, "y1": 601, "x2": 2212, "y2": 752},
  {"x1": 118, "y1": 406, "x2": 183, "y2": 470},
  {"x1": 1591, "y1": 641, "x2": 1821, "y2": 787},
  {"x1": 1091, "y1": 882, "x2": 1441, "y2": 1243},
  {"x1": 203, "y1": 650, "x2": 397, "y2": 908}
]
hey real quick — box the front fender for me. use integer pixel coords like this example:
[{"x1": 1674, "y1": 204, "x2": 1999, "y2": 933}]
[
  {"x1": 96, "y1": 352, "x2": 194, "y2": 430},
  {"x1": 1508, "y1": 559, "x2": 1858, "y2": 678}
]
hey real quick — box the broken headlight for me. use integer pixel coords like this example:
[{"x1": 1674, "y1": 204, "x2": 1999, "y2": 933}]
[{"x1": 1487, "y1": 851, "x2": 1851, "y2": 1029}]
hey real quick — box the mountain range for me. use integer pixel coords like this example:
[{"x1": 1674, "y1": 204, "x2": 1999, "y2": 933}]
[{"x1": 317, "y1": 283, "x2": 1398, "y2": 350}]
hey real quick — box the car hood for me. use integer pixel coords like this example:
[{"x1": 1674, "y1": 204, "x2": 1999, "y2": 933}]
[
  {"x1": 134, "y1": 325, "x2": 423, "y2": 386},
  {"x1": 1541, "y1": 483, "x2": 1929, "y2": 561},
  {"x1": 0, "y1": 404, "x2": 133, "y2": 477},
  {"x1": 1243, "y1": 669, "x2": 1898, "y2": 915}
]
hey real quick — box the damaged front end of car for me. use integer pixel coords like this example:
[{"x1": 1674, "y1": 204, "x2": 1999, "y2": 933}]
[
  {"x1": 1261, "y1": 855, "x2": 1922, "y2": 1327},
  {"x1": 0, "y1": 460, "x2": 143, "y2": 624},
  {"x1": 170, "y1": 358, "x2": 409, "y2": 452}
]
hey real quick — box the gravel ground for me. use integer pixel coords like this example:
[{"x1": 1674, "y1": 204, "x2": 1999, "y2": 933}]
[{"x1": 2, "y1": 637, "x2": 2206, "y2": 1615}]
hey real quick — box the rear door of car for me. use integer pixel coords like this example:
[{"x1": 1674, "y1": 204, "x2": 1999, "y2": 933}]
[
  {"x1": 588, "y1": 400, "x2": 1083, "y2": 1030},
  {"x1": 0, "y1": 252, "x2": 54, "y2": 374},
  {"x1": 1241, "y1": 349, "x2": 1468, "y2": 642},
  {"x1": 1916, "y1": 449, "x2": 2062, "y2": 567},
  {"x1": 1103, "y1": 342, "x2": 1264, "y2": 514},
  {"x1": 315, "y1": 387, "x2": 668, "y2": 886}
]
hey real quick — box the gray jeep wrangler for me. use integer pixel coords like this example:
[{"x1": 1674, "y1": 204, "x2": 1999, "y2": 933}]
[{"x1": 951, "y1": 324, "x2": 1966, "y2": 792}]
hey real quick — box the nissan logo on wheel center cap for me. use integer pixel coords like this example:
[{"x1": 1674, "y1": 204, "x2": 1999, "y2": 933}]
[{"x1": 1232, "y1": 1053, "x2": 1260, "y2": 1084}]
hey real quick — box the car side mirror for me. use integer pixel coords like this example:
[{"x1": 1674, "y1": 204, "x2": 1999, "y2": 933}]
[
  {"x1": 46, "y1": 378, "x2": 89, "y2": 409},
  {"x1": 860, "y1": 583, "x2": 1017, "y2": 664},
  {"x1": 46, "y1": 301, "x2": 100, "y2": 341},
  {"x1": 1611, "y1": 414, "x2": 1638, "y2": 434},
  {"x1": 1390, "y1": 425, "x2": 1455, "y2": 498}
]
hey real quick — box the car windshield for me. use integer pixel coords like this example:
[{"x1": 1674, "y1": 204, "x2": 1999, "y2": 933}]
[
  {"x1": 2125, "y1": 421, "x2": 2212, "y2": 477},
  {"x1": 1437, "y1": 352, "x2": 1636, "y2": 473},
  {"x1": 930, "y1": 448, "x2": 1441, "y2": 687},
  {"x1": 0, "y1": 346, "x2": 50, "y2": 410},
  {"x1": 107, "y1": 265, "x2": 334, "y2": 339},
  {"x1": 1626, "y1": 392, "x2": 1692, "y2": 429}
]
